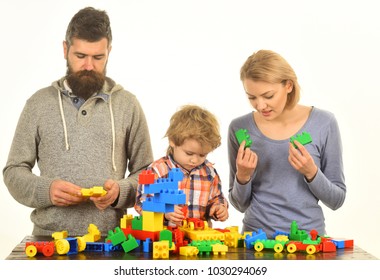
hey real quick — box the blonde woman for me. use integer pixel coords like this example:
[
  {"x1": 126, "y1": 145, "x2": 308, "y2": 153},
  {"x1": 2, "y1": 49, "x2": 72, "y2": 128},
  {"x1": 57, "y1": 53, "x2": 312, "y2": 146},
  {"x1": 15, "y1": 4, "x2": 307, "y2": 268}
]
[{"x1": 228, "y1": 50, "x2": 346, "y2": 237}]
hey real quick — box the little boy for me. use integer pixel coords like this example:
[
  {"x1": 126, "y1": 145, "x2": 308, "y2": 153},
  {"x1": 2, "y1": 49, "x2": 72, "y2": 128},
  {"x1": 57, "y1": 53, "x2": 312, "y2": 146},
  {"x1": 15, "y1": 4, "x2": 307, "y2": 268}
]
[{"x1": 134, "y1": 104, "x2": 228, "y2": 226}]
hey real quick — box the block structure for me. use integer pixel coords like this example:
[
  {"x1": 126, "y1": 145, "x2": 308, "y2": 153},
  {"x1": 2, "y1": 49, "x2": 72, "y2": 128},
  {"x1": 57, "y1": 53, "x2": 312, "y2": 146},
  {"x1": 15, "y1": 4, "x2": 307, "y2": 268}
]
[{"x1": 140, "y1": 168, "x2": 186, "y2": 232}]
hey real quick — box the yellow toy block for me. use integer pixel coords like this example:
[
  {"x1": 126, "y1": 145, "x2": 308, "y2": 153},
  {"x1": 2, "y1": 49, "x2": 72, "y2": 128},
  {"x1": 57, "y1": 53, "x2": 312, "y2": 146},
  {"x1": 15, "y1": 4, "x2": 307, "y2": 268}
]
[
  {"x1": 142, "y1": 211, "x2": 164, "y2": 232},
  {"x1": 52, "y1": 231, "x2": 68, "y2": 240},
  {"x1": 82, "y1": 224, "x2": 101, "y2": 242},
  {"x1": 87, "y1": 224, "x2": 101, "y2": 241},
  {"x1": 76, "y1": 236, "x2": 86, "y2": 252},
  {"x1": 226, "y1": 226, "x2": 239, "y2": 232},
  {"x1": 179, "y1": 246, "x2": 199, "y2": 256},
  {"x1": 212, "y1": 243, "x2": 228, "y2": 255},
  {"x1": 181, "y1": 227, "x2": 225, "y2": 241},
  {"x1": 224, "y1": 231, "x2": 242, "y2": 248},
  {"x1": 91, "y1": 186, "x2": 107, "y2": 197},
  {"x1": 275, "y1": 235, "x2": 289, "y2": 242},
  {"x1": 82, "y1": 233, "x2": 95, "y2": 243},
  {"x1": 81, "y1": 186, "x2": 107, "y2": 197},
  {"x1": 153, "y1": 240, "x2": 169, "y2": 259},
  {"x1": 120, "y1": 214, "x2": 134, "y2": 229}
]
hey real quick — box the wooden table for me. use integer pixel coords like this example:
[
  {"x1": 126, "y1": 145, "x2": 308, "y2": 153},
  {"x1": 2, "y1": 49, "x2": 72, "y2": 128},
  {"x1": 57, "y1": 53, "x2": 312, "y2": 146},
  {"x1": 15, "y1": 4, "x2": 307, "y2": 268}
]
[{"x1": 5, "y1": 235, "x2": 378, "y2": 260}]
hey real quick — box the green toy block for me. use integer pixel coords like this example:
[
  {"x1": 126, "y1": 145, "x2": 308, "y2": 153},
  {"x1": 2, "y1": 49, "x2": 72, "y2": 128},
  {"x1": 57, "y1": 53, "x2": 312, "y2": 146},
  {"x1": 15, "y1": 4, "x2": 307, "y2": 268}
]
[
  {"x1": 289, "y1": 221, "x2": 309, "y2": 241},
  {"x1": 132, "y1": 216, "x2": 143, "y2": 230},
  {"x1": 121, "y1": 234, "x2": 139, "y2": 253},
  {"x1": 290, "y1": 132, "x2": 312, "y2": 148},
  {"x1": 159, "y1": 229, "x2": 173, "y2": 248},
  {"x1": 106, "y1": 227, "x2": 127, "y2": 246},
  {"x1": 235, "y1": 129, "x2": 253, "y2": 148}
]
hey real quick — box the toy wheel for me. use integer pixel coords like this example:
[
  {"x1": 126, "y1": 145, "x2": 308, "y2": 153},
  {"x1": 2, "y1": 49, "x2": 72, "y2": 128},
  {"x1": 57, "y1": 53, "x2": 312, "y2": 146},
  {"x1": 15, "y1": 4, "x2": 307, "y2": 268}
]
[
  {"x1": 306, "y1": 245, "x2": 316, "y2": 255},
  {"x1": 76, "y1": 236, "x2": 86, "y2": 252},
  {"x1": 55, "y1": 239, "x2": 70, "y2": 255},
  {"x1": 181, "y1": 220, "x2": 187, "y2": 228},
  {"x1": 287, "y1": 243, "x2": 297, "y2": 253},
  {"x1": 25, "y1": 245, "x2": 37, "y2": 257},
  {"x1": 42, "y1": 244, "x2": 55, "y2": 257},
  {"x1": 274, "y1": 243, "x2": 284, "y2": 253},
  {"x1": 254, "y1": 242, "x2": 264, "y2": 252}
]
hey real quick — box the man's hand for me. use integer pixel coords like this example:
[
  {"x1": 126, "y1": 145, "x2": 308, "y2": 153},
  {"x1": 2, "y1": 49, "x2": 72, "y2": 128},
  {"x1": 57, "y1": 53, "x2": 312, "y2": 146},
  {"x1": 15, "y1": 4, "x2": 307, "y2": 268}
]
[
  {"x1": 90, "y1": 179, "x2": 120, "y2": 210},
  {"x1": 50, "y1": 180, "x2": 85, "y2": 206}
]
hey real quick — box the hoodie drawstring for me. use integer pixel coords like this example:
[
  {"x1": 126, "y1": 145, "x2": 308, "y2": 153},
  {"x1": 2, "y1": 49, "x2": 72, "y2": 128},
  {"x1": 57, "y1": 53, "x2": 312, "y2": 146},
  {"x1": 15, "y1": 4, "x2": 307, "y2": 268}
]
[
  {"x1": 57, "y1": 89, "x2": 117, "y2": 172},
  {"x1": 108, "y1": 95, "x2": 117, "y2": 172},
  {"x1": 58, "y1": 89, "x2": 70, "y2": 151}
]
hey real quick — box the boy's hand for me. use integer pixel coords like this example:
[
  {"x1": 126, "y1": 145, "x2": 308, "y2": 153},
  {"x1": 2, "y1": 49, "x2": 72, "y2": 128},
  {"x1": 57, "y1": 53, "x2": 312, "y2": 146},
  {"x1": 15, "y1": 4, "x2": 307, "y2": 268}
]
[
  {"x1": 209, "y1": 204, "x2": 229, "y2": 221},
  {"x1": 165, "y1": 205, "x2": 185, "y2": 226}
]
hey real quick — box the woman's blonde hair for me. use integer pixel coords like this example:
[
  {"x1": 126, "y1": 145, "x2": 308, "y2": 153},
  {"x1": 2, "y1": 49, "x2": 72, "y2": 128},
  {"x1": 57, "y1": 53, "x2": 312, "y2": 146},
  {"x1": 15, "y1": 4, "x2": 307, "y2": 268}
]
[
  {"x1": 165, "y1": 104, "x2": 221, "y2": 156},
  {"x1": 240, "y1": 50, "x2": 300, "y2": 109}
]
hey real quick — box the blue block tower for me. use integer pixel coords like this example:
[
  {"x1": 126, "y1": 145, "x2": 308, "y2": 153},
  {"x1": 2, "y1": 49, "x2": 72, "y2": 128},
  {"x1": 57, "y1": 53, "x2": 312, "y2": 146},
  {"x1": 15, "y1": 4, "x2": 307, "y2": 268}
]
[{"x1": 139, "y1": 168, "x2": 186, "y2": 231}]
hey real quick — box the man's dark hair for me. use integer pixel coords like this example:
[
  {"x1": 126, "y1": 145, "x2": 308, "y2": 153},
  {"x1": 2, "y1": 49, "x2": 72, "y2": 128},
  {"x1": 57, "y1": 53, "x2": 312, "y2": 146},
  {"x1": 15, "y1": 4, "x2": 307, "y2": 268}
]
[{"x1": 65, "y1": 7, "x2": 112, "y2": 47}]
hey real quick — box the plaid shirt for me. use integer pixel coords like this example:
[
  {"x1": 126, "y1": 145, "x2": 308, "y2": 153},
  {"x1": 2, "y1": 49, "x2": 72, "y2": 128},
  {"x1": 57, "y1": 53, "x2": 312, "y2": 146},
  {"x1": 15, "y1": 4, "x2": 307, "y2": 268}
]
[{"x1": 134, "y1": 155, "x2": 227, "y2": 221}]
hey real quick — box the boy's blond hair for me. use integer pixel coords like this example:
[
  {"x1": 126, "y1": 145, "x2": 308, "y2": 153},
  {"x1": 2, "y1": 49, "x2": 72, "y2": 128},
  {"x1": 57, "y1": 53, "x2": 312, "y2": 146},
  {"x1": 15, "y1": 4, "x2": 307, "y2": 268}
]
[{"x1": 165, "y1": 105, "x2": 221, "y2": 156}]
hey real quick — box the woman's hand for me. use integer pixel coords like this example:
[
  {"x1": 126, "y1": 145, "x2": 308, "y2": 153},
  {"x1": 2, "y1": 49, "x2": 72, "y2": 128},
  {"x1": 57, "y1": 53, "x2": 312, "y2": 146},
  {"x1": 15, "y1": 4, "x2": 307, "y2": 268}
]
[
  {"x1": 235, "y1": 141, "x2": 258, "y2": 184},
  {"x1": 288, "y1": 141, "x2": 318, "y2": 182}
]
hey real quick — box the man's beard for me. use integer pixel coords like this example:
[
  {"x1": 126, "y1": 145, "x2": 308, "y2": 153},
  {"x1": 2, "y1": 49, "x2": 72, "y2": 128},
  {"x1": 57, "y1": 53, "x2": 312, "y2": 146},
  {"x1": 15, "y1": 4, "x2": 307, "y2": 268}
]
[{"x1": 66, "y1": 66, "x2": 106, "y2": 100}]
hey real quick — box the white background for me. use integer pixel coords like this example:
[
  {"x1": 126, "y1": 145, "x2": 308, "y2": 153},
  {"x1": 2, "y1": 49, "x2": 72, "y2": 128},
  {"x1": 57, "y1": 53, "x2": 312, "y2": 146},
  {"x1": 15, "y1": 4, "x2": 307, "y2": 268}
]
[{"x1": 0, "y1": 0, "x2": 379, "y2": 261}]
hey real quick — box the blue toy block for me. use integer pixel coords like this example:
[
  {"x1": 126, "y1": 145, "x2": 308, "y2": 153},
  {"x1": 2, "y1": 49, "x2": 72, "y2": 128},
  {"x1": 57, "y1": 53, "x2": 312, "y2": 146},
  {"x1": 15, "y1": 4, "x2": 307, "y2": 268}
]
[
  {"x1": 143, "y1": 238, "x2": 152, "y2": 252},
  {"x1": 85, "y1": 242, "x2": 104, "y2": 252},
  {"x1": 245, "y1": 229, "x2": 267, "y2": 249},
  {"x1": 143, "y1": 199, "x2": 175, "y2": 213},
  {"x1": 143, "y1": 182, "x2": 166, "y2": 194},
  {"x1": 143, "y1": 179, "x2": 179, "y2": 194},
  {"x1": 156, "y1": 178, "x2": 178, "y2": 190},
  {"x1": 141, "y1": 168, "x2": 185, "y2": 213},
  {"x1": 65, "y1": 237, "x2": 79, "y2": 255},
  {"x1": 168, "y1": 168, "x2": 184, "y2": 182},
  {"x1": 152, "y1": 190, "x2": 186, "y2": 205},
  {"x1": 331, "y1": 239, "x2": 346, "y2": 249},
  {"x1": 103, "y1": 243, "x2": 123, "y2": 252}
]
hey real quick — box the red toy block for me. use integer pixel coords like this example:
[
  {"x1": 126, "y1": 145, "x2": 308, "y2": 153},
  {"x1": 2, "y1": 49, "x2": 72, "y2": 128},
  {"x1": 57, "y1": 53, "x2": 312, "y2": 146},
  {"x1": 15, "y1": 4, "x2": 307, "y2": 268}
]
[
  {"x1": 122, "y1": 226, "x2": 160, "y2": 241},
  {"x1": 25, "y1": 241, "x2": 55, "y2": 257},
  {"x1": 139, "y1": 170, "x2": 155, "y2": 184},
  {"x1": 344, "y1": 239, "x2": 354, "y2": 248}
]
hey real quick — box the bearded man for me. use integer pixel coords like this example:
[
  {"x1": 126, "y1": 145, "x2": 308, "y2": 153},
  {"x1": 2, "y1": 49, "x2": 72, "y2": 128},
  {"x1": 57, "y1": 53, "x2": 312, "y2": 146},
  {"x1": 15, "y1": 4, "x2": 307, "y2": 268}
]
[{"x1": 3, "y1": 7, "x2": 154, "y2": 237}]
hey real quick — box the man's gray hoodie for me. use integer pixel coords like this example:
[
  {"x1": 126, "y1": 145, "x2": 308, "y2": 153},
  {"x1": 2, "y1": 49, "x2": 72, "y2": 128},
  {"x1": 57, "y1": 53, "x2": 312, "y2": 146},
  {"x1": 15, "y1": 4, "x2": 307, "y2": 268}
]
[{"x1": 3, "y1": 77, "x2": 154, "y2": 236}]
